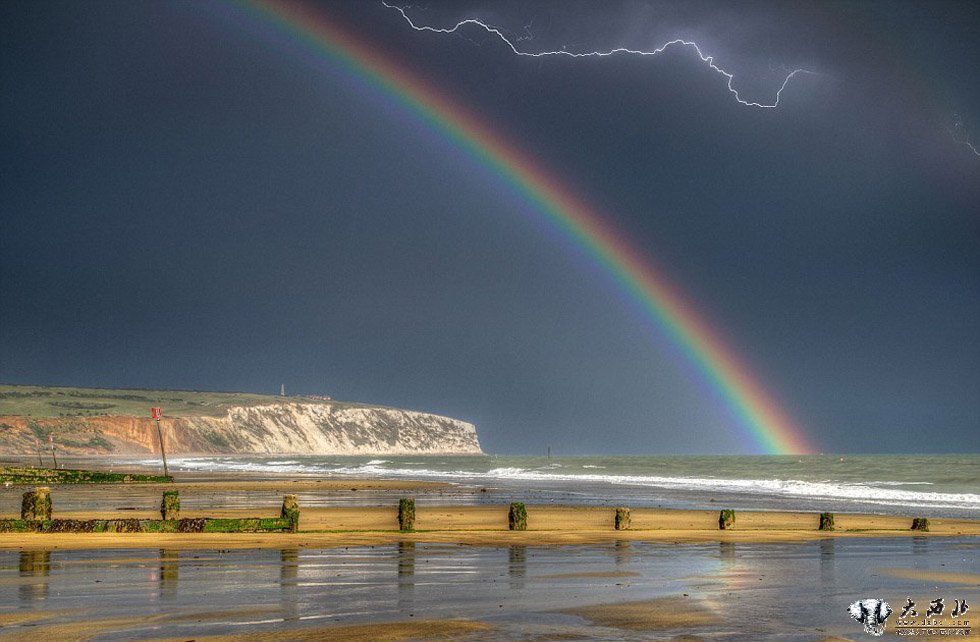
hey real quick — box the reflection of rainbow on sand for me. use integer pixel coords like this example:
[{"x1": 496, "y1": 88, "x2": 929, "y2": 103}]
[{"x1": 228, "y1": 0, "x2": 817, "y2": 456}]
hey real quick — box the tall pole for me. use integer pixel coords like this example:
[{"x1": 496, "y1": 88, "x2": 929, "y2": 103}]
[
  {"x1": 34, "y1": 438, "x2": 43, "y2": 467},
  {"x1": 155, "y1": 418, "x2": 169, "y2": 478},
  {"x1": 151, "y1": 407, "x2": 169, "y2": 478}
]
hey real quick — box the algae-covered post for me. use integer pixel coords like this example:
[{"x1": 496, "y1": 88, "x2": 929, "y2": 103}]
[
  {"x1": 398, "y1": 497, "x2": 416, "y2": 532},
  {"x1": 719, "y1": 509, "x2": 736, "y2": 530},
  {"x1": 819, "y1": 512, "x2": 835, "y2": 531},
  {"x1": 280, "y1": 494, "x2": 300, "y2": 532},
  {"x1": 509, "y1": 502, "x2": 527, "y2": 531},
  {"x1": 21, "y1": 487, "x2": 52, "y2": 521},
  {"x1": 615, "y1": 507, "x2": 631, "y2": 530},
  {"x1": 161, "y1": 491, "x2": 180, "y2": 520}
]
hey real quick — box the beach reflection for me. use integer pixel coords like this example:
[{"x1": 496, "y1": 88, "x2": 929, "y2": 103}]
[
  {"x1": 397, "y1": 541, "x2": 415, "y2": 578},
  {"x1": 614, "y1": 539, "x2": 630, "y2": 566},
  {"x1": 281, "y1": 548, "x2": 298, "y2": 581},
  {"x1": 912, "y1": 536, "x2": 929, "y2": 555},
  {"x1": 819, "y1": 538, "x2": 835, "y2": 584},
  {"x1": 18, "y1": 550, "x2": 49, "y2": 603},
  {"x1": 719, "y1": 541, "x2": 736, "y2": 565},
  {"x1": 0, "y1": 538, "x2": 967, "y2": 641},
  {"x1": 280, "y1": 548, "x2": 299, "y2": 621},
  {"x1": 397, "y1": 541, "x2": 415, "y2": 612},
  {"x1": 509, "y1": 545, "x2": 526, "y2": 590},
  {"x1": 159, "y1": 549, "x2": 178, "y2": 599}
]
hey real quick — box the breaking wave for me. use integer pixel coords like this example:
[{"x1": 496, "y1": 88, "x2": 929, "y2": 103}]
[{"x1": 131, "y1": 456, "x2": 980, "y2": 514}]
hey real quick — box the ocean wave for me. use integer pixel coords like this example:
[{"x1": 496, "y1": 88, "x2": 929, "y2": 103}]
[
  {"x1": 316, "y1": 464, "x2": 979, "y2": 512},
  {"x1": 124, "y1": 457, "x2": 978, "y2": 512},
  {"x1": 133, "y1": 457, "x2": 327, "y2": 475}
]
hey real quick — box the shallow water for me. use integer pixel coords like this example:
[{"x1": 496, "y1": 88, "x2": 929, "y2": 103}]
[{"x1": 1, "y1": 537, "x2": 975, "y2": 640}]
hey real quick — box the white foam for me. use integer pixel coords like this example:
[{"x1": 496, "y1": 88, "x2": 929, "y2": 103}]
[
  {"x1": 314, "y1": 464, "x2": 979, "y2": 512},
  {"x1": 123, "y1": 457, "x2": 979, "y2": 512}
]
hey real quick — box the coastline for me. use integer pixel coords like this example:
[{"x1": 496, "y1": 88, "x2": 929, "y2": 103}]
[
  {"x1": 1, "y1": 473, "x2": 976, "y2": 641},
  {"x1": 1, "y1": 477, "x2": 977, "y2": 549}
]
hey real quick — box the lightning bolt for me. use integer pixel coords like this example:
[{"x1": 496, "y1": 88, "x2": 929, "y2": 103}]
[
  {"x1": 949, "y1": 113, "x2": 980, "y2": 157},
  {"x1": 383, "y1": 2, "x2": 813, "y2": 109},
  {"x1": 950, "y1": 130, "x2": 980, "y2": 156}
]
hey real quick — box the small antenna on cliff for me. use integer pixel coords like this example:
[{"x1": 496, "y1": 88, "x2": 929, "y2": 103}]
[{"x1": 280, "y1": 383, "x2": 285, "y2": 397}]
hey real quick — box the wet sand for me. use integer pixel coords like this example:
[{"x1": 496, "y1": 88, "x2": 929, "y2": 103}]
[
  {"x1": 2, "y1": 538, "x2": 974, "y2": 641},
  {"x1": 0, "y1": 615, "x2": 492, "y2": 642},
  {"x1": 560, "y1": 597, "x2": 718, "y2": 630}
]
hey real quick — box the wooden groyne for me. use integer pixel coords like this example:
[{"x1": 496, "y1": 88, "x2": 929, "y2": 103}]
[
  {"x1": 0, "y1": 491, "x2": 949, "y2": 537},
  {"x1": 0, "y1": 466, "x2": 172, "y2": 485},
  {"x1": 0, "y1": 488, "x2": 298, "y2": 534}
]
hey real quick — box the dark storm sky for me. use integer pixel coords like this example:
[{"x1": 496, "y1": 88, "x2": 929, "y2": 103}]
[{"x1": 1, "y1": 1, "x2": 978, "y2": 454}]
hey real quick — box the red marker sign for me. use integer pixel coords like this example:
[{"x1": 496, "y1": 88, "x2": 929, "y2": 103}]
[{"x1": 151, "y1": 407, "x2": 163, "y2": 420}]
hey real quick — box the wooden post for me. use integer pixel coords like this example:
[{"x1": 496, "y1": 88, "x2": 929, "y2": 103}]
[
  {"x1": 21, "y1": 487, "x2": 52, "y2": 521},
  {"x1": 509, "y1": 502, "x2": 527, "y2": 531},
  {"x1": 161, "y1": 490, "x2": 180, "y2": 520},
  {"x1": 911, "y1": 517, "x2": 930, "y2": 532},
  {"x1": 718, "y1": 509, "x2": 736, "y2": 530},
  {"x1": 818, "y1": 512, "x2": 835, "y2": 531},
  {"x1": 34, "y1": 438, "x2": 43, "y2": 467},
  {"x1": 280, "y1": 494, "x2": 300, "y2": 532},
  {"x1": 398, "y1": 497, "x2": 416, "y2": 532},
  {"x1": 615, "y1": 507, "x2": 631, "y2": 530}
]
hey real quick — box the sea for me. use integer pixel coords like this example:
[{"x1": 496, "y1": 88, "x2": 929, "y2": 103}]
[
  {"x1": 6, "y1": 453, "x2": 977, "y2": 640},
  {"x1": 125, "y1": 453, "x2": 980, "y2": 519}
]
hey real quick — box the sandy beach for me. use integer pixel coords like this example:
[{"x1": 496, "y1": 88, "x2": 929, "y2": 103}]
[
  {"x1": 1, "y1": 476, "x2": 977, "y2": 550},
  {"x1": 1, "y1": 474, "x2": 976, "y2": 641}
]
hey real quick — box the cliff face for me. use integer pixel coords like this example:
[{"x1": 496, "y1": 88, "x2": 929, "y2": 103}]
[{"x1": 0, "y1": 402, "x2": 482, "y2": 456}]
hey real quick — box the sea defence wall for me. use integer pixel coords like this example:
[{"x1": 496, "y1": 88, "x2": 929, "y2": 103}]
[
  {"x1": 0, "y1": 402, "x2": 482, "y2": 456},
  {"x1": 0, "y1": 493, "x2": 942, "y2": 536}
]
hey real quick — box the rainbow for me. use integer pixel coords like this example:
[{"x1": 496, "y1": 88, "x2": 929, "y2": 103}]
[{"x1": 233, "y1": 0, "x2": 816, "y2": 454}]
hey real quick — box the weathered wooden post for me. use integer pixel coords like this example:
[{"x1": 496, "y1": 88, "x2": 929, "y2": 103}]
[
  {"x1": 818, "y1": 512, "x2": 835, "y2": 531},
  {"x1": 718, "y1": 509, "x2": 736, "y2": 530},
  {"x1": 615, "y1": 507, "x2": 631, "y2": 530},
  {"x1": 161, "y1": 490, "x2": 180, "y2": 520},
  {"x1": 398, "y1": 497, "x2": 416, "y2": 532},
  {"x1": 911, "y1": 517, "x2": 930, "y2": 532},
  {"x1": 508, "y1": 502, "x2": 527, "y2": 531},
  {"x1": 21, "y1": 487, "x2": 52, "y2": 521},
  {"x1": 280, "y1": 494, "x2": 300, "y2": 533}
]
